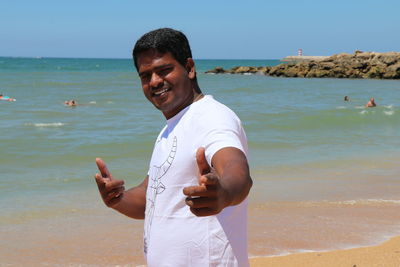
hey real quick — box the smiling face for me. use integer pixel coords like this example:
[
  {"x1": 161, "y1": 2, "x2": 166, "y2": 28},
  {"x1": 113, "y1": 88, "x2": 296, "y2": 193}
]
[{"x1": 137, "y1": 49, "x2": 198, "y2": 119}]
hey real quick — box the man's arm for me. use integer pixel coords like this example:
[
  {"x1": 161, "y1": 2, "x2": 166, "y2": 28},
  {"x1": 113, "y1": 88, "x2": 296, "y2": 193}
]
[
  {"x1": 95, "y1": 158, "x2": 147, "y2": 219},
  {"x1": 182, "y1": 147, "x2": 252, "y2": 217}
]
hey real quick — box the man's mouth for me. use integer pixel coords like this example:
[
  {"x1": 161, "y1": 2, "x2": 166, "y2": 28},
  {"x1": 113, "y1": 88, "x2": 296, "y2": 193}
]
[{"x1": 152, "y1": 87, "x2": 170, "y2": 97}]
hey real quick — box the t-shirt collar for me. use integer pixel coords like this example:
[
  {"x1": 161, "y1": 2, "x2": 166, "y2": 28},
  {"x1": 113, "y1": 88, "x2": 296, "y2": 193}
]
[{"x1": 166, "y1": 95, "x2": 210, "y2": 127}]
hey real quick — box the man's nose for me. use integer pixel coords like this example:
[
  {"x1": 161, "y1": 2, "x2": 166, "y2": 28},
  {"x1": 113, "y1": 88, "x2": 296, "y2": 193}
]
[{"x1": 149, "y1": 73, "x2": 163, "y2": 89}]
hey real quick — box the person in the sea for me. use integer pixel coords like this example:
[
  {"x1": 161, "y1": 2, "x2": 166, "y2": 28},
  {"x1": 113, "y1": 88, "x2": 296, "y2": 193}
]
[
  {"x1": 0, "y1": 94, "x2": 16, "y2": 102},
  {"x1": 64, "y1": 100, "x2": 77, "y2": 106},
  {"x1": 344, "y1": 95, "x2": 349, "y2": 101},
  {"x1": 365, "y1": 97, "x2": 376, "y2": 107},
  {"x1": 94, "y1": 28, "x2": 252, "y2": 266}
]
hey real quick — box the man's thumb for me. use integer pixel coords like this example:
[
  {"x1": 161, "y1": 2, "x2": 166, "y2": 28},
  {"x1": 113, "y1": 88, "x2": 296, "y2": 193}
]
[{"x1": 196, "y1": 147, "x2": 210, "y2": 175}]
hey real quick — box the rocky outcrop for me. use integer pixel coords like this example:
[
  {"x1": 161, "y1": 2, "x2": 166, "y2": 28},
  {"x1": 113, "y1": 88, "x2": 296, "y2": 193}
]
[{"x1": 205, "y1": 51, "x2": 400, "y2": 79}]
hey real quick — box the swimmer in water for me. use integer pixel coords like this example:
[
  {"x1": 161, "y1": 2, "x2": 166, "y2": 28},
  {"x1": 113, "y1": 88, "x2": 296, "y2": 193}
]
[
  {"x1": 365, "y1": 97, "x2": 376, "y2": 107},
  {"x1": 0, "y1": 94, "x2": 16, "y2": 102},
  {"x1": 64, "y1": 99, "x2": 77, "y2": 106}
]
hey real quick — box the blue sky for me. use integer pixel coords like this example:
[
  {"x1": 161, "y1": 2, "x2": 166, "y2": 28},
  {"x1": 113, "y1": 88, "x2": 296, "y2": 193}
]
[{"x1": 1, "y1": 0, "x2": 399, "y2": 59}]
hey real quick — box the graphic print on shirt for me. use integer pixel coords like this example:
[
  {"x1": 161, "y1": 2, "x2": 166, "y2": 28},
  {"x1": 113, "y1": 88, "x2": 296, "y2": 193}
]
[{"x1": 144, "y1": 136, "x2": 177, "y2": 253}]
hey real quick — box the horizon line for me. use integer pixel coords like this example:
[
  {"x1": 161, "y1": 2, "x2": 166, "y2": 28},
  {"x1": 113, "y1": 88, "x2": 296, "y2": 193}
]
[{"x1": 0, "y1": 55, "x2": 281, "y2": 61}]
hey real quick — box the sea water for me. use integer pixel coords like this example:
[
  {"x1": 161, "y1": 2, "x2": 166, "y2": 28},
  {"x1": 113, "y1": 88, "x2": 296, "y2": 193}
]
[{"x1": 1, "y1": 57, "x2": 400, "y2": 265}]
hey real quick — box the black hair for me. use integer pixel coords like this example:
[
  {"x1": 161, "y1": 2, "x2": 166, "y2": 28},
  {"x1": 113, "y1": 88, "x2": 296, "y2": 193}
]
[{"x1": 132, "y1": 28, "x2": 193, "y2": 71}]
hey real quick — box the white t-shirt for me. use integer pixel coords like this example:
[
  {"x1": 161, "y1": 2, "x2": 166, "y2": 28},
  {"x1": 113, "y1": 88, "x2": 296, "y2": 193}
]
[{"x1": 144, "y1": 95, "x2": 249, "y2": 267}]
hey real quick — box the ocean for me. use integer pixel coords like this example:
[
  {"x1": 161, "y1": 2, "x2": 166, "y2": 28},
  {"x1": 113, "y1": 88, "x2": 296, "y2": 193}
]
[{"x1": 1, "y1": 57, "x2": 400, "y2": 266}]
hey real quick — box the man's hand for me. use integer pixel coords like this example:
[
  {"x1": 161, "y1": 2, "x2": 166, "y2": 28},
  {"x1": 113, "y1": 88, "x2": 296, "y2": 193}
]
[
  {"x1": 182, "y1": 148, "x2": 231, "y2": 217},
  {"x1": 95, "y1": 158, "x2": 125, "y2": 208}
]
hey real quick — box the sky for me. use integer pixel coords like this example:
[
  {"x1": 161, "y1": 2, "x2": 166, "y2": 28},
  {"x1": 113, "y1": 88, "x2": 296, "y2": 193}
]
[{"x1": 1, "y1": 0, "x2": 399, "y2": 59}]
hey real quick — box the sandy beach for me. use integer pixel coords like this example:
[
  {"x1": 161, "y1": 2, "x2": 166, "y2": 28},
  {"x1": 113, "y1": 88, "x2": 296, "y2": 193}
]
[{"x1": 250, "y1": 235, "x2": 400, "y2": 267}]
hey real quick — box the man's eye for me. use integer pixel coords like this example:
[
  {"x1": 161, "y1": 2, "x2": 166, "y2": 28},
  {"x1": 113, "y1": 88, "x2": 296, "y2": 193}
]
[
  {"x1": 159, "y1": 68, "x2": 172, "y2": 76},
  {"x1": 140, "y1": 73, "x2": 150, "y2": 82}
]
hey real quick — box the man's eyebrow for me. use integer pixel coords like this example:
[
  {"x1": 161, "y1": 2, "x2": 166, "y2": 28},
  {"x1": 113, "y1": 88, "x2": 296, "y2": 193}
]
[
  {"x1": 139, "y1": 64, "x2": 174, "y2": 76},
  {"x1": 155, "y1": 64, "x2": 174, "y2": 71}
]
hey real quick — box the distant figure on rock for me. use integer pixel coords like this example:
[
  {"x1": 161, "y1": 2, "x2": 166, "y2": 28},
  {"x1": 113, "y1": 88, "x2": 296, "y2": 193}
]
[
  {"x1": 365, "y1": 97, "x2": 376, "y2": 107},
  {"x1": 344, "y1": 96, "x2": 349, "y2": 101}
]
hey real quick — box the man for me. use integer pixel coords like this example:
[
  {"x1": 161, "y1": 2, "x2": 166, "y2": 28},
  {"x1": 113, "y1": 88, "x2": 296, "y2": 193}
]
[
  {"x1": 94, "y1": 28, "x2": 252, "y2": 266},
  {"x1": 365, "y1": 97, "x2": 376, "y2": 107}
]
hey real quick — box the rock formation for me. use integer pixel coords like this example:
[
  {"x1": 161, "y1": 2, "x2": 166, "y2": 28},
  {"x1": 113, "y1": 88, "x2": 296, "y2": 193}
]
[{"x1": 205, "y1": 51, "x2": 400, "y2": 79}]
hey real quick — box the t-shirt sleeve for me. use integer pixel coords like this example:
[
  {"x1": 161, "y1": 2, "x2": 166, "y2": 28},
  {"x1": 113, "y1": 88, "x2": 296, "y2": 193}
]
[{"x1": 198, "y1": 107, "x2": 248, "y2": 167}]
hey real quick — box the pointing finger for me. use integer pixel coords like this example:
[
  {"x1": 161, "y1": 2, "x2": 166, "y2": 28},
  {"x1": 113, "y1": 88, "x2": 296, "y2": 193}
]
[
  {"x1": 182, "y1": 185, "x2": 217, "y2": 198},
  {"x1": 183, "y1": 185, "x2": 207, "y2": 196},
  {"x1": 96, "y1": 157, "x2": 112, "y2": 179}
]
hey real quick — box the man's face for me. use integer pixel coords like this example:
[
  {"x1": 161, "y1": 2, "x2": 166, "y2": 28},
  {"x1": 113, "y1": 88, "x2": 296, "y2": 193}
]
[{"x1": 137, "y1": 49, "x2": 196, "y2": 119}]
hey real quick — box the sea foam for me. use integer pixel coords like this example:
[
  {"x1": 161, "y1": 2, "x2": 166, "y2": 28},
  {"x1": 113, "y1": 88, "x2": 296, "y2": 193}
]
[
  {"x1": 25, "y1": 122, "x2": 65, "y2": 127},
  {"x1": 330, "y1": 199, "x2": 400, "y2": 206},
  {"x1": 383, "y1": 110, "x2": 394, "y2": 116}
]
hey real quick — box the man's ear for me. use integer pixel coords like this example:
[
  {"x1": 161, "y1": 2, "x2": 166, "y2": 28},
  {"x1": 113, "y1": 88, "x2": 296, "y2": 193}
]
[{"x1": 186, "y1": 58, "x2": 196, "y2": 79}]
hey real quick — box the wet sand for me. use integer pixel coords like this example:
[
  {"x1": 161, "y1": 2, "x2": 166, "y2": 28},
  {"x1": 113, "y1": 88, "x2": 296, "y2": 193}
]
[
  {"x1": 247, "y1": 200, "x2": 400, "y2": 258},
  {"x1": 2, "y1": 165, "x2": 400, "y2": 266},
  {"x1": 2, "y1": 198, "x2": 400, "y2": 266},
  {"x1": 250, "y1": 235, "x2": 400, "y2": 267}
]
